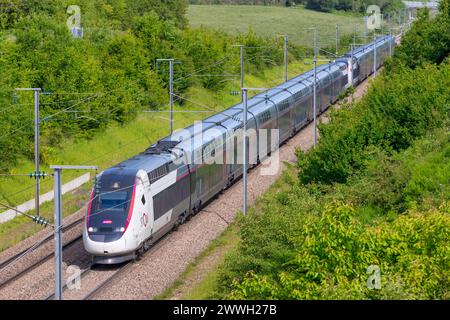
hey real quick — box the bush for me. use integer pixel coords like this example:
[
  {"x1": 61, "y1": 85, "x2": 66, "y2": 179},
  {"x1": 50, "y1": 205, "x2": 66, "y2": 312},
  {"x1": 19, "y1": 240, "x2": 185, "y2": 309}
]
[
  {"x1": 222, "y1": 200, "x2": 450, "y2": 300},
  {"x1": 385, "y1": 2, "x2": 450, "y2": 73},
  {"x1": 297, "y1": 62, "x2": 450, "y2": 185},
  {"x1": 305, "y1": 0, "x2": 405, "y2": 14},
  {"x1": 306, "y1": 0, "x2": 336, "y2": 12}
]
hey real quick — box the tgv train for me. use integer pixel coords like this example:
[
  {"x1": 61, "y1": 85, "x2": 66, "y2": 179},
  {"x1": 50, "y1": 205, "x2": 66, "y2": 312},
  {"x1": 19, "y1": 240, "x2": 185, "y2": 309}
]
[{"x1": 83, "y1": 35, "x2": 395, "y2": 264}]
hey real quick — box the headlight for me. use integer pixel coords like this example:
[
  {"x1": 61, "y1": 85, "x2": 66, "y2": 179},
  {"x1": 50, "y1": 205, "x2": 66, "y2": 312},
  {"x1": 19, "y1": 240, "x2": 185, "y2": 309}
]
[
  {"x1": 114, "y1": 227, "x2": 125, "y2": 233},
  {"x1": 88, "y1": 227, "x2": 98, "y2": 232}
]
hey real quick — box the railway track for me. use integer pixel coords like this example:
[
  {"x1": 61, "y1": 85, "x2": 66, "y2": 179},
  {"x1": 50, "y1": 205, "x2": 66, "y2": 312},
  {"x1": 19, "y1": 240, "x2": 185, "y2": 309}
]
[
  {"x1": 81, "y1": 262, "x2": 133, "y2": 300},
  {"x1": 46, "y1": 232, "x2": 170, "y2": 300},
  {"x1": 44, "y1": 266, "x2": 92, "y2": 300},
  {"x1": 0, "y1": 218, "x2": 84, "y2": 289}
]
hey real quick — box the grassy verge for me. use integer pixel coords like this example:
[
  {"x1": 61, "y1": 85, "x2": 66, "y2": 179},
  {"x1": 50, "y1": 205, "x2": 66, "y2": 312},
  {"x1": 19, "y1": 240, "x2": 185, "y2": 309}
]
[{"x1": 0, "y1": 59, "x2": 317, "y2": 253}]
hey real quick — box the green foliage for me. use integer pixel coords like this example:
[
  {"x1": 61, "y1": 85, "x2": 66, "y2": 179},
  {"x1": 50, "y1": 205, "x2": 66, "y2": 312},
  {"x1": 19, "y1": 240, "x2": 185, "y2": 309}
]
[
  {"x1": 385, "y1": 3, "x2": 450, "y2": 72},
  {"x1": 226, "y1": 202, "x2": 449, "y2": 300},
  {"x1": 297, "y1": 62, "x2": 450, "y2": 185},
  {"x1": 306, "y1": 0, "x2": 405, "y2": 14},
  {"x1": 298, "y1": 1, "x2": 450, "y2": 186},
  {"x1": 215, "y1": 130, "x2": 450, "y2": 300},
  {"x1": 306, "y1": 0, "x2": 337, "y2": 12},
  {"x1": 0, "y1": 0, "x2": 297, "y2": 170}
]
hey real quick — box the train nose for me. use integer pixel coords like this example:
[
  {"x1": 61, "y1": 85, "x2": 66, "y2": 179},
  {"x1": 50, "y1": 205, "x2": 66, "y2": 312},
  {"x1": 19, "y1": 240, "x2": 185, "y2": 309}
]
[
  {"x1": 101, "y1": 237, "x2": 127, "y2": 254},
  {"x1": 84, "y1": 229, "x2": 129, "y2": 256}
]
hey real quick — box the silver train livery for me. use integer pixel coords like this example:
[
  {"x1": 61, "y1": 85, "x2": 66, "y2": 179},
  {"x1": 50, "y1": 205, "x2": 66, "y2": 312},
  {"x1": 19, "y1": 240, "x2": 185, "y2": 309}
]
[{"x1": 83, "y1": 35, "x2": 396, "y2": 264}]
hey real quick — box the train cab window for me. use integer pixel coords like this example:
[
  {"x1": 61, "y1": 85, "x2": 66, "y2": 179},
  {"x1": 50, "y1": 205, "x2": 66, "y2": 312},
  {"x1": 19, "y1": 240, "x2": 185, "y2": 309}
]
[
  {"x1": 99, "y1": 192, "x2": 128, "y2": 210},
  {"x1": 141, "y1": 195, "x2": 146, "y2": 205}
]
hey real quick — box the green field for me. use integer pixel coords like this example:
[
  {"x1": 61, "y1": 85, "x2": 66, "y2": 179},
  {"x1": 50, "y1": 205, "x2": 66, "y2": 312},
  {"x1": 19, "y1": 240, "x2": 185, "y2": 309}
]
[{"x1": 187, "y1": 5, "x2": 365, "y2": 47}]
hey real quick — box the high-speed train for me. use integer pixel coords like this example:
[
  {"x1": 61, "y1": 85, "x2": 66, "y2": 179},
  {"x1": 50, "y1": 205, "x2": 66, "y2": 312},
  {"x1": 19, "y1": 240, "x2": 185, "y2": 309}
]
[{"x1": 83, "y1": 35, "x2": 396, "y2": 264}]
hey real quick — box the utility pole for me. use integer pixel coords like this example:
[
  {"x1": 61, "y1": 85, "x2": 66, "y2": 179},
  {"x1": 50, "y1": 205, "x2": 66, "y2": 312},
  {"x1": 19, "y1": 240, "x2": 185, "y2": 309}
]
[
  {"x1": 313, "y1": 57, "x2": 317, "y2": 147},
  {"x1": 233, "y1": 45, "x2": 245, "y2": 101},
  {"x1": 363, "y1": 16, "x2": 367, "y2": 44},
  {"x1": 373, "y1": 34, "x2": 377, "y2": 78},
  {"x1": 389, "y1": 29, "x2": 393, "y2": 56},
  {"x1": 15, "y1": 88, "x2": 41, "y2": 217},
  {"x1": 350, "y1": 44, "x2": 354, "y2": 87},
  {"x1": 283, "y1": 35, "x2": 288, "y2": 82},
  {"x1": 242, "y1": 88, "x2": 248, "y2": 216},
  {"x1": 156, "y1": 59, "x2": 175, "y2": 135},
  {"x1": 313, "y1": 29, "x2": 318, "y2": 58},
  {"x1": 313, "y1": 28, "x2": 318, "y2": 147},
  {"x1": 335, "y1": 24, "x2": 339, "y2": 55},
  {"x1": 50, "y1": 165, "x2": 98, "y2": 300}
]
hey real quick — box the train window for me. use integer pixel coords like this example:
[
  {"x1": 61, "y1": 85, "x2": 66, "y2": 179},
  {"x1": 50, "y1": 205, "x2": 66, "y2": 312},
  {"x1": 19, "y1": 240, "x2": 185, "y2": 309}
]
[
  {"x1": 279, "y1": 100, "x2": 290, "y2": 111},
  {"x1": 153, "y1": 176, "x2": 190, "y2": 220},
  {"x1": 99, "y1": 192, "x2": 128, "y2": 210},
  {"x1": 141, "y1": 195, "x2": 146, "y2": 205}
]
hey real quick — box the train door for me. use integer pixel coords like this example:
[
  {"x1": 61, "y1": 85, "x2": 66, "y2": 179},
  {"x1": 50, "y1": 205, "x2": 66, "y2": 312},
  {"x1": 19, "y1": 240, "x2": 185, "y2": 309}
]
[
  {"x1": 277, "y1": 97, "x2": 292, "y2": 144},
  {"x1": 139, "y1": 171, "x2": 153, "y2": 244}
]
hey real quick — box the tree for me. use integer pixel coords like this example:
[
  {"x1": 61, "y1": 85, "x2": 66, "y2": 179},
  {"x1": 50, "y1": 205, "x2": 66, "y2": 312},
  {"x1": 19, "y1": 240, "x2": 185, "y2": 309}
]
[{"x1": 306, "y1": 0, "x2": 336, "y2": 12}]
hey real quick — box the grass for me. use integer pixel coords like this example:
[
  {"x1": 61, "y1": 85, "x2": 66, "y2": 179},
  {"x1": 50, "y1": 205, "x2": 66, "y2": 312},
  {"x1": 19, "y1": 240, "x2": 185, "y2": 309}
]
[
  {"x1": 187, "y1": 5, "x2": 365, "y2": 47},
  {"x1": 0, "y1": 59, "x2": 317, "y2": 253}
]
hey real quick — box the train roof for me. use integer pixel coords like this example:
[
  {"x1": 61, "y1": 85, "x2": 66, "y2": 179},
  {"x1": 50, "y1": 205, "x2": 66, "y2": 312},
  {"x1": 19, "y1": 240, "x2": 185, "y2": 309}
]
[
  {"x1": 102, "y1": 36, "x2": 386, "y2": 175},
  {"x1": 345, "y1": 35, "x2": 393, "y2": 58}
]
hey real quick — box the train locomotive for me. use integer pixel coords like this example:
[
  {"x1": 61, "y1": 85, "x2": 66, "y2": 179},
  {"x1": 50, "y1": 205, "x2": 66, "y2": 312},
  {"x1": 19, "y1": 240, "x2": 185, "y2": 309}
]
[{"x1": 83, "y1": 35, "x2": 396, "y2": 264}]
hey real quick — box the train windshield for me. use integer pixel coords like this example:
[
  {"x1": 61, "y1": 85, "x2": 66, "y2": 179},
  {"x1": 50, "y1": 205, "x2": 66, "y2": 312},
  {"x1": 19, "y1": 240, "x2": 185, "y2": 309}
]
[
  {"x1": 99, "y1": 192, "x2": 128, "y2": 210},
  {"x1": 87, "y1": 173, "x2": 136, "y2": 242}
]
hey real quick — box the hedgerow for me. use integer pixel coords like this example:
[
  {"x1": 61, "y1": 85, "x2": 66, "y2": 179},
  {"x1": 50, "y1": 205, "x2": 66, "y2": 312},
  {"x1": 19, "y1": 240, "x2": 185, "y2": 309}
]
[{"x1": 225, "y1": 201, "x2": 449, "y2": 300}]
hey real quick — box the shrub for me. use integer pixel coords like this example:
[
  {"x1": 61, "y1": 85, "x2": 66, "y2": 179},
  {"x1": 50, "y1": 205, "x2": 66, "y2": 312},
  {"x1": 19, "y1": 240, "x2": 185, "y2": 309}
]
[
  {"x1": 224, "y1": 201, "x2": 450, "y2": 300},
  {"x1": 297, "y1": 63, "x2": 450, "y2": 185}
]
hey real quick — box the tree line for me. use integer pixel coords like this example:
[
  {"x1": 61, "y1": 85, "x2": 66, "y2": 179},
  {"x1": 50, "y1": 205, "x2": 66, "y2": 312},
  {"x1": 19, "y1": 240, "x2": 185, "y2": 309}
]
[
  {"x1": 0, "y1": 0, "x2": 306, "y2": 169},
  {"x1": 188, "y1": 0, "x2": 405, "y2": 14}
]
